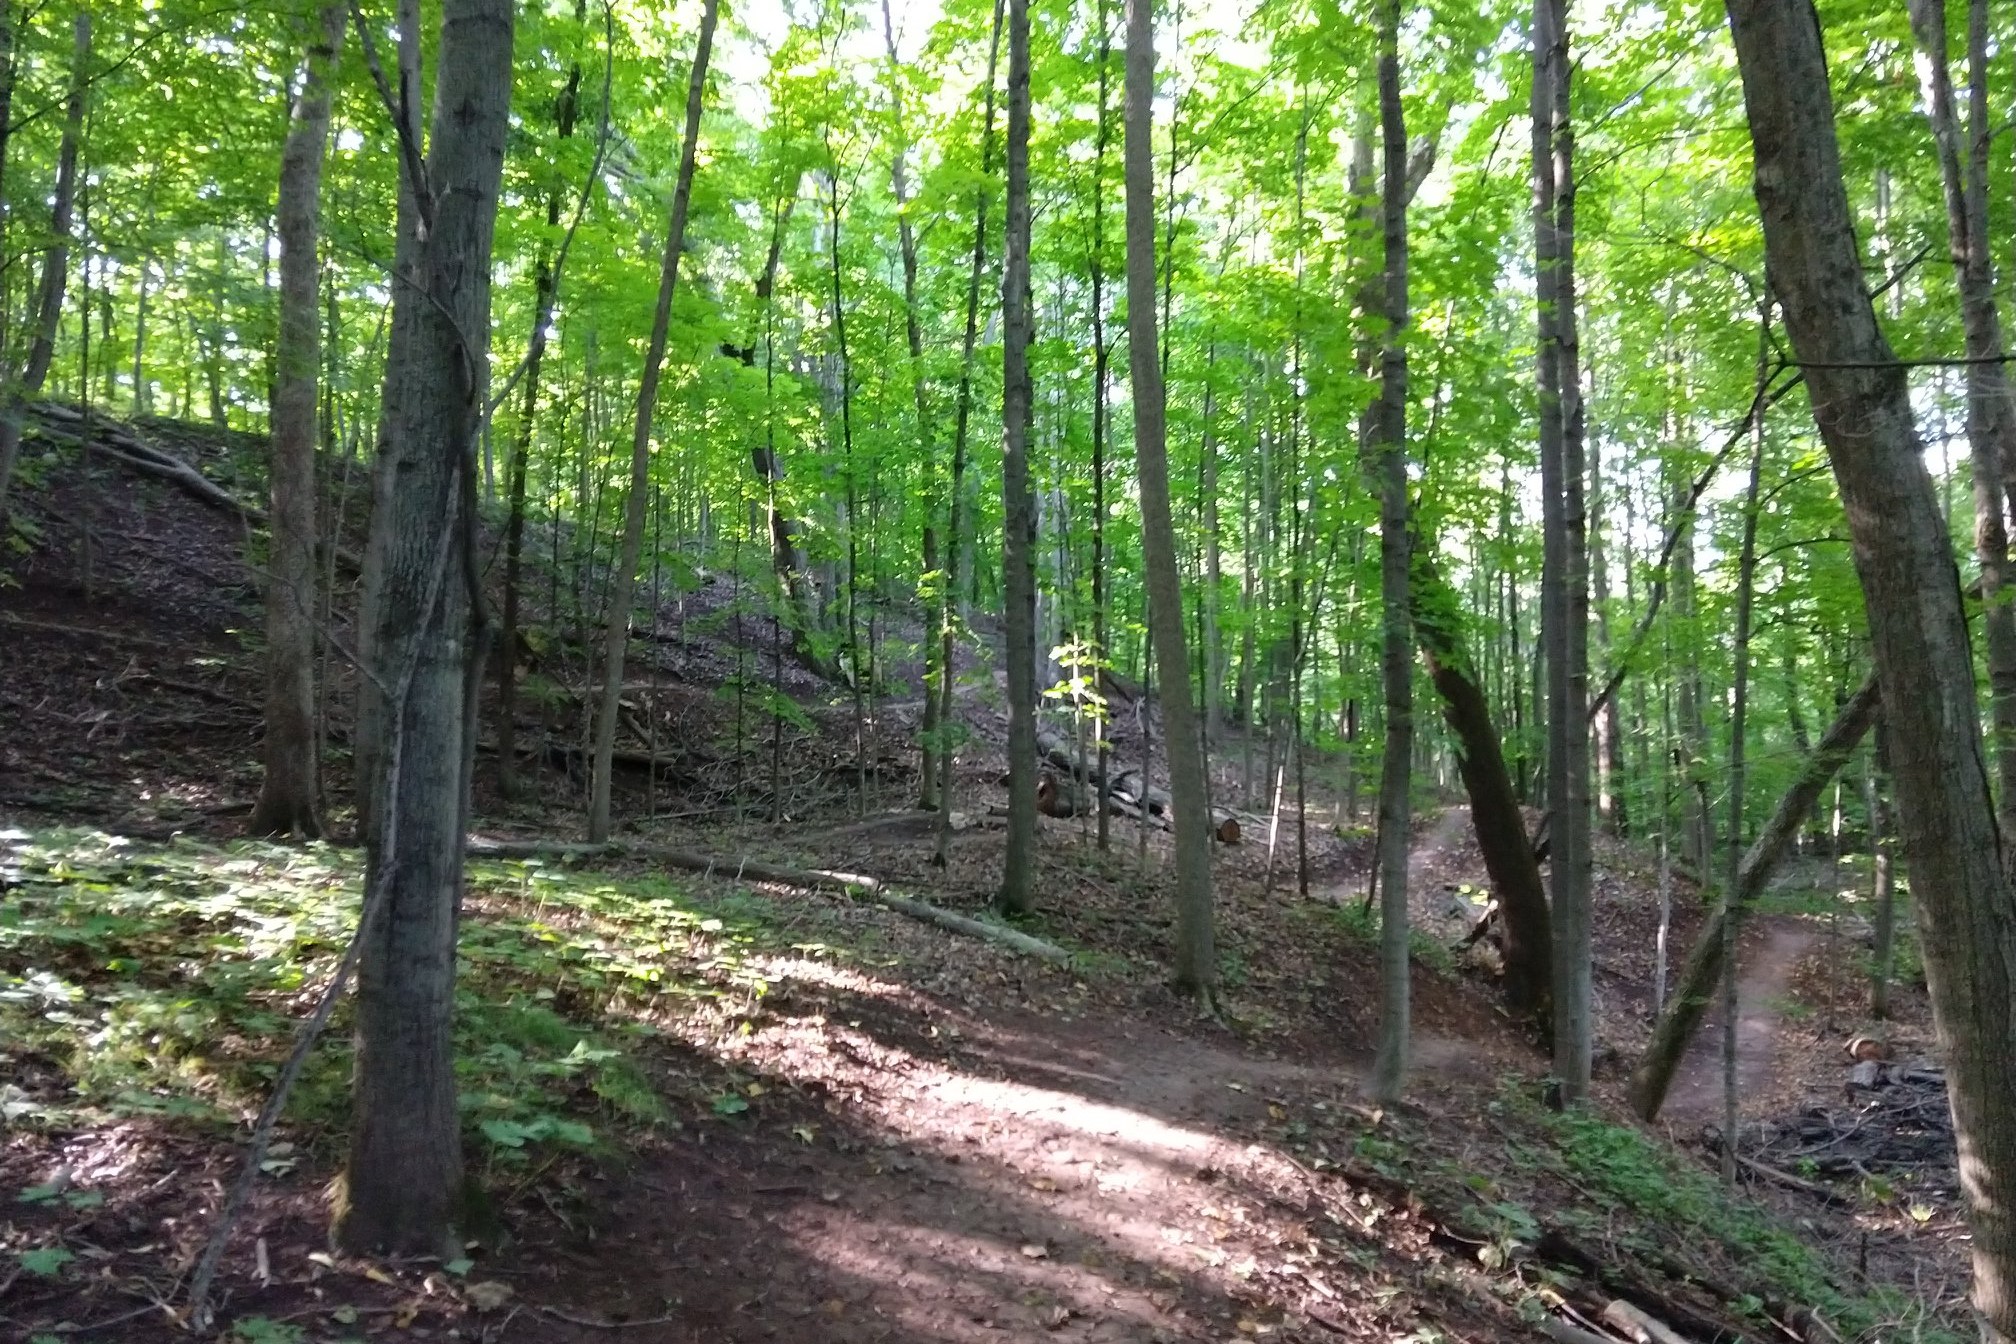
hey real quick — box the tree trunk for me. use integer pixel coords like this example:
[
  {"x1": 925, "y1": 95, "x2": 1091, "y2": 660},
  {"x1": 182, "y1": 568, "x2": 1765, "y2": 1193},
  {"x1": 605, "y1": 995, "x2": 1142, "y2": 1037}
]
[
  {"x1": 1090, "y1": 0, "x2": 1113, "y2": 851},
  {"x1": 338, "y1": 0, "x2": 513, "y2": 1258},
  {"x1": 1416, "y1": 554, "x2": 1552, "y2": 1028},
  {"x1": 1122, "y1": 0, "x2": 1213, "y2": 994},
  {"x1": 885, "y1": 0, "x2": 936, "y2": 811},
  {"x1": 586, "y1": 0, "x2": 717, "y2": 844},
  {"x1": 997, "y1": 0, "x2": 1038, "y2": 917},
  {"x1": 498, "y1": 23, "x2": 592, "y2": 804},
  {"x1": 0, "y1": 12, "x2": 87, "y2": 522},
  {"x1": 249, "y1": 1, "x2": 345, "y2": 840},
  {"x1": 935, "y1": 0, "x2": 1005, "y2": 867},
  {"x1": 1629, "y1": 672, "x2": 1879, "y2": 1121},
  {"x1": 1534, "y1": 0, "x2": 1591, "y2": 1101},
  {"x1": 1866, "y1": 726, "x2": 1897, "y2": 1018},
  {"x1": 1589, "y1": 440, "x2": 1625, "y2": 835},
  {"x1": 1905, "y1": 0, "x2": 2016, "y2": 846},
  {"x1": 1728, "y1": 2, "x2": 2016, "y2": 1328},
  {"x1": 1719, "y1": 318, "x2": 1770, "y2": 1185},
  {"x1": 737, "y1": 197, "x2": 823, "y2": 672},
  {"x1": 1366, "y1": 0, "x2": 1411, "y2": 1097}
]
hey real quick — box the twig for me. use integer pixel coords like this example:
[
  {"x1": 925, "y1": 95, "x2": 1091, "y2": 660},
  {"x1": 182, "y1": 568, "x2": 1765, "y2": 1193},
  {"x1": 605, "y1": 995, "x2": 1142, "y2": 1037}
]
[
  {"x1": 346, "y1": 0, "x2": 432, "y2": 229},
  {"x1": 45, "y1": 1299, "x2": 173, "y2": 1334},
  {"x1": 535, "y1": 1303, "x2": 683, "y2": 1329}
]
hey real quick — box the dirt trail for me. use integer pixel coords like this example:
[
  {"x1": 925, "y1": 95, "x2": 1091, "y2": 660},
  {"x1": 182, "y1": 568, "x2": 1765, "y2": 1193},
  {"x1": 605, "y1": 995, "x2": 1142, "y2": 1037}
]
[
  {"x1": 527, "y1": 986, "x2": 1492, "y2": 1344},
  {"x1": 506, "y1": 793, "x2": 1517, "y2": 1344},
  {"x1": 1662, "y1": 916, "x2": 1819, "y2": 1126}
]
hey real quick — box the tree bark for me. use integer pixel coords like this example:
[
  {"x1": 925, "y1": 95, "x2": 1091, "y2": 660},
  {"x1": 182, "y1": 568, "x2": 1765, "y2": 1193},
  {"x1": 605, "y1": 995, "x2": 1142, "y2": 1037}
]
[
  {"x1": 498, "y1": 17, "x2": 595, "y2": 804},
  {"x1": 1866, "y1": 726, "x2": 1897, "y2": 1018},
  {"x1": 996, "y1": 0, "x2": 1038, "y2": 917},
  {"x1": 1366, "y1": 0, "x2": 1411, "y2": 1097},
  {"x1": 934, "y1": 0, "x2": 1005, "y2": 867},
  {"x1": 883, "y1": 0, "x2": 937, "y2": 811},
  {"x1": 1719, "y1": 318, "x2": 1770, "y2": 1185},
  {"x1": 1090, "y1": 0, "x2": 1114, "y2": 851},
  {"x1": 1534, "y1": 0, "x2": 1591, "y2": 1101},
  {"x1": 250, "y1": 1, "x2": 345, "y2": 840},
  {"x1": 1905, "y1": 0, "x2": 2016, "y2": 846},
  {"x1": 338, "y1": 0, "x2": 513, "y2": 1258},
  {"x1": 1415, "y1": 553, "x2": 1552, "y2": 1029},
  {"x1": 1123, "y1": 0, "x2": 1214, "y2": 994},
  {"x1": 0, "y1": 12, "x2": 87, "y2": 523},
  {"x1": 1727, "y1": 3, "x2": 2016, "y2": 1329},
  {"x1": 587, "y1": 0, "x2": 717, "y2": 844},
  {"x1": 1630, "y1": 672, "x2": 1879, "y2": 1121}
]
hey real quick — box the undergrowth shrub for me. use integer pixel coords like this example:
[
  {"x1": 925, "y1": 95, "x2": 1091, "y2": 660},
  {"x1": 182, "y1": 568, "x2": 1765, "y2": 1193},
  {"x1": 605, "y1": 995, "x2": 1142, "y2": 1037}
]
[
  {"x1": 1491, "y1": 1085, "x2": 1965, "y2": 1344},
  {"x1": 0, "y1": 831, "x2": 796, "y2": 1165}
]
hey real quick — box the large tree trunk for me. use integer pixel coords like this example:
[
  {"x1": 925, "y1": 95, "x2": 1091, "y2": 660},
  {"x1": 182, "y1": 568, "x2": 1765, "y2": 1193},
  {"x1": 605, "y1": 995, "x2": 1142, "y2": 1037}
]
[
  {"x1": 1905, "y1": 0, "x2": 2016, "y2": 843},
  {"x1": 1533, "y1": 0, "x2": 1592, "y2": 1101},
  {"x1": 586, "y1": 0, "x2": 717, "y2": 844},
  {"x1": 249, "y1": 1, "x2": 345, "y2": 840},
  {"x1": 1365, "y1": 0, "x2": 1411, "y2": 1097},
  {"x1": 337, "y1": 0, "x2": 513, "y2": 1258},
  {"x1": 1725, "y1": 7, "x2": 2016, "y2": 1328},
  {"x1": 1415, "y1": 553, "x2": 1552, "y2": 1028},
  {"x1": 0, "y1": 12, "x2": 87, "y2": 522},
  {"x1": 1629, "y1": 672, "x2": 1879, "y2": 1121},
  {"x1": 1122, "y1": 0, "x2": 1214, "y2": 995},
  {"x1": 996, "y1": 0, "x2": 1038, "y2": 916}
]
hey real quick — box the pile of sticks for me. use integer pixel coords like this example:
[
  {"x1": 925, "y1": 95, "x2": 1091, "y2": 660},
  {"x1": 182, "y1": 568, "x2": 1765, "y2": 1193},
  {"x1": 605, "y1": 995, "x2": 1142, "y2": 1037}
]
[{"x1": 1750, "y1": 1053, "x2": 1956, "y2": 1196}]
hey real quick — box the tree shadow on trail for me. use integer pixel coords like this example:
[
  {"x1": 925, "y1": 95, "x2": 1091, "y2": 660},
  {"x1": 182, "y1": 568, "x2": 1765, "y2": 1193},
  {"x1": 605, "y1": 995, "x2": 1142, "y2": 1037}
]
[{"x1": 492, "y1": 950, "x2": 1509, "y2": 1344}]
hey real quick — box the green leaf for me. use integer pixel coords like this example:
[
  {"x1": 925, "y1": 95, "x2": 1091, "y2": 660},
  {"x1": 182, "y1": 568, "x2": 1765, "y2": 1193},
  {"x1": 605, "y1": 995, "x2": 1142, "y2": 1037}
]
[{"x1": 17, "y1": 1246, "x2": 75, "y2": 1277}]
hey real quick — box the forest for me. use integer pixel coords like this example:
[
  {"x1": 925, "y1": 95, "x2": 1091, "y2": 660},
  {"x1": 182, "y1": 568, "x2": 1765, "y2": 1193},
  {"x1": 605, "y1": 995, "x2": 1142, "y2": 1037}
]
[{"x1": 1, "y1": 0, "x2": 2014, "y2": 1337}]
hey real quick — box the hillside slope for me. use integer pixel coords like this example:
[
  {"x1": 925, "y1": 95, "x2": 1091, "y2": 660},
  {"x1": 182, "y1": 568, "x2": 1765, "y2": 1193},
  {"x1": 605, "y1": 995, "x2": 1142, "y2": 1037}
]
[{"x1": 0, "y1": 409, "x2": 1964, "y2": 1343}]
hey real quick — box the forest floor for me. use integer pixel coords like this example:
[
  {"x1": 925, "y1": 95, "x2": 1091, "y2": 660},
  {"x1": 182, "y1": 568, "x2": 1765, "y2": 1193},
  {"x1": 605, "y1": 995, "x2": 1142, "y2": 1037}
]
[{"x1": 0, "y1": 410, "x2": 1972, "y2": 1342}]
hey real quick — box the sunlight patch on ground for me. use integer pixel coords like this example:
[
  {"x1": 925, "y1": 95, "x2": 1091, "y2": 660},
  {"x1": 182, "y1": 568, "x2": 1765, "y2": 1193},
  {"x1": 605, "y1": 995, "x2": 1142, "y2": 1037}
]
[{"x1": 773, "y1": 1203, "x2": 1173, "y2": 1337}]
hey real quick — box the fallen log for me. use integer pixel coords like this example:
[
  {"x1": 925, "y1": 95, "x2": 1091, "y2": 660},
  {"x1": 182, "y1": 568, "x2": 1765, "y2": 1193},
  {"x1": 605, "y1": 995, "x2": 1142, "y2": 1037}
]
[
  {"x1": 1539, "y1": 1322, "x2": 1617, "y2": 1344},
  {"x1": 1111, "y1": 768, "x2": 1171, "y2": 816},
  {"x1": 1602, "y1": 1300, "x2": 1692, "y2": 1344},
  {"x1": 464, "y1": 837, "x2": 1071, "y2": 962}
]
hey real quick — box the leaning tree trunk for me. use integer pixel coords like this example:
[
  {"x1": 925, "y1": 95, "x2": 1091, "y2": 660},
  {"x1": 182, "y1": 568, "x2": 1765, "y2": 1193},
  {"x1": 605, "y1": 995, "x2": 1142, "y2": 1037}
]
[
  {"x1": 1365, "y1": 0, "x2": 1411, "y2": 1099},
  {"x1": 0, "y1": 12, "x2": 86, "y2": 523},
  {"x1": 1122, "y1": 0, "x2": 1214, "y2": 995},
  {"x1": 1415, "y1": 552, "x2": 1551, "y2": 1029},
  {"x1": 337, "y1": 0, "x2": 513, "y2": 1258},
  {"x1": 586, "y1": 0, "x2": 717, "y2": 844},
  {"x1": 249, "y1": 1, "x2": 345, "y2": 840},
  {"x1": 1724, "y1": 6, "x2": 2016, "y2": 1330},
  {"x1": 996, "y1": 0, "x2": 1039, "y2": 917},
  {"x1": 1630, "y1": 672, "x2": 1879, "y2": 1121}
]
